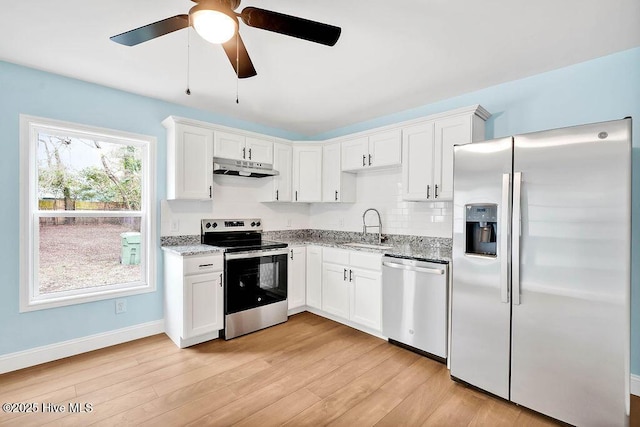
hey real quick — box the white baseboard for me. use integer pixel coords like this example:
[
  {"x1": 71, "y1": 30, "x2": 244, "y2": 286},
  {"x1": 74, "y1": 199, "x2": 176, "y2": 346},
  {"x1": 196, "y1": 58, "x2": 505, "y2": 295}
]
[
  {"x1": 0, "y1": 320, "x2": 164, "y2": 374},
  {"x1": 631, "y1": 374, "x2": 640, "y2": 396}
]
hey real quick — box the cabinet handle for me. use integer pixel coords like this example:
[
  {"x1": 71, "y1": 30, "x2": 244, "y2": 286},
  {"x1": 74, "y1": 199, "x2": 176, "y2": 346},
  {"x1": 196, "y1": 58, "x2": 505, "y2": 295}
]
[
  {"x1": 248, "y1": 148, "x2": 252, "y2": 160},
  {"x1": 335, "y1": 190, "x2": 338, "y2": 201},
  {"x1": 362, "y1": 155, "x2": 366, "y2": 167},
  {"x1": 427, "y1": 185, "x2": 431, "y2": 199},
  {"x1": 343, "y1": 268, "x2": 347, "y2": 281},
  {"x1": 349, "y1": 269, "x2": 353, "y2": 282},
  {"x1": 295, "y1": 190, "x2": 298, "y2": 201},
  {"x1": 435, "y1": 184, "x2": 439, "y2": 198},
  {"x1": 276, "y1": 189, "x2": 279, "y2": 201},
  {"x1": 242, "y1": 147, "x2": 246, "y2": 159},
  {"x1": 209, "y1": 186, "x2": 212, "y2": 199},
  {"x1": 219, "y1": 273, "x2": 223, "y2": 287},
  {"x1": 198, "y1": 263, "x2": 214, "y2": 268},
  {"x1": 368, "y1": 154, "x2": 372, "y2": 166},
  {"x1": 290, "y1": 249, "x2": 294, "y2": 260}
]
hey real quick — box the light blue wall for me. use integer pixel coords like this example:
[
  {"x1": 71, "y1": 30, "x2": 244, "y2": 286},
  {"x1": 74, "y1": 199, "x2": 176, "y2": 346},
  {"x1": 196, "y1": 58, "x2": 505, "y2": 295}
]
[
  {"x1": 0, "y1": 61, "x2": 302, "y2": 356},
  {"x1": 313, "y1": 47, "x2": 640, "y2": 376},
  {"x1": 1, "y1": 47, "x2": 639, "y2": 376}
]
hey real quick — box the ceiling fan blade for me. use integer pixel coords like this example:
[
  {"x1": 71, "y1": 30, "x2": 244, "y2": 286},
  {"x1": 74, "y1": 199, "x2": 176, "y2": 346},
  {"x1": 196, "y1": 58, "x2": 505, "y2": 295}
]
[
  {"x1": 240, "y1": 7, "x2": 341, "y2": 46},
  {"x1": 110, "y1": 15, "x2": 189, "y2": 46},
  {"x1": 222, "y1": 33, "x2": 257, "y2": 78}
]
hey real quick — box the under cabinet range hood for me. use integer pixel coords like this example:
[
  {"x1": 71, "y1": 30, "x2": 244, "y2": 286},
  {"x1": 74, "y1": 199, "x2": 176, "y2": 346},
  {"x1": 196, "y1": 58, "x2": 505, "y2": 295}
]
[{"x1": 213, "y1": 157, "x2": 279, "y2": 178}]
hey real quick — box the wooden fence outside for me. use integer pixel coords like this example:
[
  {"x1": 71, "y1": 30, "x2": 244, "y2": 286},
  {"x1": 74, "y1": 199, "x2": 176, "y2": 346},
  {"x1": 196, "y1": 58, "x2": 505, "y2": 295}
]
[{"x1": 39, "y1": 199, "x2": 135, "y2": 226}]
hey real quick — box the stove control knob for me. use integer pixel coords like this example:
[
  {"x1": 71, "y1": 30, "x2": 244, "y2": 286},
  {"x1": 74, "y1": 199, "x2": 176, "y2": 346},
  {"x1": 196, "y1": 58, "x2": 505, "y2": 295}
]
[
  {"x1": 205, "y1": 222, "x2": 211, "y2": 229},
  {"x1": 256, "y1": 221, "x2": 261, "y2": 227},
  {"x1": 212, "y1": 222, "x2": 218, "y2": 228},
  {"x1": 251, "y1": 221, "x2": 256, "y2": 227}
]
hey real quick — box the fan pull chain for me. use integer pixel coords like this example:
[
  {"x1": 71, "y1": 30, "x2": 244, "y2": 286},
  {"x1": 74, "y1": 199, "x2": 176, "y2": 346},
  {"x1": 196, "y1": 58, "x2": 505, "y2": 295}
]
[
  {"x1": 185, "y1": 23, "x2": 191, "y2": 95},
  {"x1": 235, "y1": 32, "x2": 239, "y2": 104}
]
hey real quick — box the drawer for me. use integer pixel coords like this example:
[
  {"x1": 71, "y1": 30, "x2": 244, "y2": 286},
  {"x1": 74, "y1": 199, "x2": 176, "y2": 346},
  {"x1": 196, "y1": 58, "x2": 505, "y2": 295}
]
[
  {"x1": 322, "y1": 247, "x2": 350, "y2": 265},
  {"x1": 184, "y1": 254, "x2": 223, "y2": 275},
  {"x1": 349, "y1": 251, "x2": 382, "y2": 271}
]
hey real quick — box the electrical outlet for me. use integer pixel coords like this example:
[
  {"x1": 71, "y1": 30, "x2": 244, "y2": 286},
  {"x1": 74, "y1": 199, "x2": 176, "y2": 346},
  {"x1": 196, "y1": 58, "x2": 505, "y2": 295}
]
[
  {"x1": 286, "y1": 218, "x2": 292, "y2": 228},
  {"x1": 170, "y1": 219, "x2": 180, "y2": 232},
  {"x1": 115, "y1": 299, "x2": 127, "y2": 314},
  {"x1": 338, "y1": 218, "x2": 344, "y2": 228}
]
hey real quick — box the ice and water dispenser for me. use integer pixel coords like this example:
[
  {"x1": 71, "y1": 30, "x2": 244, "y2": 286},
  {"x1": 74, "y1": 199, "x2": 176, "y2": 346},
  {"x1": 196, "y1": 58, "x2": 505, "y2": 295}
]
[{"x1": 465, "y1": 204, "x2": 497, "y2": 257}]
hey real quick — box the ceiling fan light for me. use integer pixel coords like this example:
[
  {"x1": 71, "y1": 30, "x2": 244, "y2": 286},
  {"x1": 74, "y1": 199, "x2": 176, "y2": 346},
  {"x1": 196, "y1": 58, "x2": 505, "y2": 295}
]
[{"x1": 192, "y1": 9, "x2": 237, "y2": 44}]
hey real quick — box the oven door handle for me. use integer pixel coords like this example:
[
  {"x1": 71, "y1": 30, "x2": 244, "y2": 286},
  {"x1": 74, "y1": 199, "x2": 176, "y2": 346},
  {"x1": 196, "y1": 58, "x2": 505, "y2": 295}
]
[{"x1": 225, "y1": 248, "x2": 289, "y2": 260}]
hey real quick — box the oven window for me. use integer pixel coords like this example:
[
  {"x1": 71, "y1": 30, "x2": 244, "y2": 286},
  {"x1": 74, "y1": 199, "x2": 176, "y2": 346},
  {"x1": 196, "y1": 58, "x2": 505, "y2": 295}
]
[{"x1": 225, "y1": 253, "x2": 287, "y2": 314}]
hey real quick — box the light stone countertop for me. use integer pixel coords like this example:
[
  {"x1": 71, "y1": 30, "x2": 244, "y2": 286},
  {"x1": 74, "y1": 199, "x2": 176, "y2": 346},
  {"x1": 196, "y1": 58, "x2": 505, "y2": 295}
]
[
  {"x1": 160, "y1": 231, "x2": 451, "y2": 263},
  {"x1": 161, "y1": 244, "x2": 224, "y2": 256}
]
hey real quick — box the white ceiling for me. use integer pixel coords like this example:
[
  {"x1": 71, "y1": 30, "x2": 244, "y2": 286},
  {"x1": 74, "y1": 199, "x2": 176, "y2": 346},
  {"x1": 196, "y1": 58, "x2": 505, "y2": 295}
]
[{"x1": 2, "y1": 0, "x2": 639, "y2": 137}]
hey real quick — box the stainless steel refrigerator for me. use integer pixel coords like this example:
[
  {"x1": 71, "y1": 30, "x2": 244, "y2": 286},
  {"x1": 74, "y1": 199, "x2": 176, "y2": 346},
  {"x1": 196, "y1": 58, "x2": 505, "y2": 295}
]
[{"x1": 450, "y1": 118, "x2": 631, "y2": 426}]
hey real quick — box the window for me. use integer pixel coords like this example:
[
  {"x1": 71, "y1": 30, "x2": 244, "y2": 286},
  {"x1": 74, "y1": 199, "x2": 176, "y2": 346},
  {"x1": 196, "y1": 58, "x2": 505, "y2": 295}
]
[{"x1": 20, "y1": 115, "x2": 156, "y2": 311}]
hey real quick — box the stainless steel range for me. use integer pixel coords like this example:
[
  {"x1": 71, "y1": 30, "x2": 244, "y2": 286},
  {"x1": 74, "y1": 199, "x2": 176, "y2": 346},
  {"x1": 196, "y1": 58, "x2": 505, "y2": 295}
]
[{"x1": 201, "y1": 218, "x2": 289, "y2": 339}]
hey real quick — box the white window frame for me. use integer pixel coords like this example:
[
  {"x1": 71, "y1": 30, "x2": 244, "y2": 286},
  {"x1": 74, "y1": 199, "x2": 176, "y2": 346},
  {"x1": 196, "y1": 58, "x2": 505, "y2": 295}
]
[{"x1": 19, "y1": 115, "x2": 157, "y2": 312}]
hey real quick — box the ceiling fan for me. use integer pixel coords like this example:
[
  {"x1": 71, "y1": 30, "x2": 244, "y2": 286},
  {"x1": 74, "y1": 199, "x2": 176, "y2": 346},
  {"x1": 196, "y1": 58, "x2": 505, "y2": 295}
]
[{"x1": 110, "y1": 0, "x2": 342, "y2": 79}]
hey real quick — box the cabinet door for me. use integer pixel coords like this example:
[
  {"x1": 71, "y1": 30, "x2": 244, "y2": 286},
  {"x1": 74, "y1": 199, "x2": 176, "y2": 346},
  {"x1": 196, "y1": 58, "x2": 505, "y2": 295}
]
[
  {"x1": 349, "y1": 268, "x2": 382, "y2": 331},
  {"x1": 341, "y1": 137, "x2": 368, "y2": 171},
  {"x1": 292, "y1": 146, "x2": 322, "y2": 202},
  {"x1": 183, "y1": 272, "x2": 223, "y2": 339},
  {"x1": 245, "y1": 136, "x2": 273, "y2": 163},
  {"x1": 306, "y1": 246, "x2": 322, "y2": 309},
  {"x1": 173, "y1": 124, "x2": 214, "y2": 200},
  {"x1": 323, "y1": 143, "x2": 356, "y2": 203},
  {"x1": 434, "y1": 115, "x2": 472, "y2": 200},
  {"x1": 322, "y1": 143, "x2": 341, "y2": 202},
  {"x1": 214, "y1": 131, "x2": 245, "y2": 160},
  {"x1": 402, "y1": 122, "x2": 435, "y2": 201},
  {"x1": 287, "y1": 246, "x2": 306, "y2": 310},
  {"x1": 368, "y1": 129, "x2": 402, "y2": 168},
  {"x1": 272, "y1": 142, "x2": 292, "y2": 202},
  {"x1": 322, "y1": 263, "x2": 350, "y2": 319}
]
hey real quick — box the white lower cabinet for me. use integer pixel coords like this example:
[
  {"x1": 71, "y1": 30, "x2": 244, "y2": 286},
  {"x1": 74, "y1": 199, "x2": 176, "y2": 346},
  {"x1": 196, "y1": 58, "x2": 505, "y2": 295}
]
[
  {"x1": 287, "y1": 246, "x2": 306, "y2": 311},
  {"x1": 322, "y1": 262, "x2": 350, "y2": 318},
  {"x1": 305, "y1": 245, "x2": 323, "y2": 309},
  {"x1": 349, "y1": 268, "x2": 382, "y2": 331},
  {"x1": 164, "y1": 252, "x2": 224, "y2": 348},
  {"x1": 321, "y1": 248, "x2": 382, "y2": 332}
]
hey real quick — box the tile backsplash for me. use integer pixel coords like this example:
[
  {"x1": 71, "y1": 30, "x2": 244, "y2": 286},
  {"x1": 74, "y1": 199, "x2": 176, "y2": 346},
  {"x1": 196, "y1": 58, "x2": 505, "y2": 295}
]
[
  {"x1": 309, "y1": 168, "x2": 453, "y2": 238},
  {"x1": 161, "y1": 167, "x2": 452, "y2": 239}
]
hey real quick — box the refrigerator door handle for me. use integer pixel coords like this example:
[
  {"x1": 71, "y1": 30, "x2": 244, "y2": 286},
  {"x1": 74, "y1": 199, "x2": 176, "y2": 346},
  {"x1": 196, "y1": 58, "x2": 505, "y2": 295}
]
[
  {"x1": 500, "y1": 173, "x2": 511, "y2": 303},
  {"x1": 512, "y1": 171, "x2": 522, "y2": 305}
]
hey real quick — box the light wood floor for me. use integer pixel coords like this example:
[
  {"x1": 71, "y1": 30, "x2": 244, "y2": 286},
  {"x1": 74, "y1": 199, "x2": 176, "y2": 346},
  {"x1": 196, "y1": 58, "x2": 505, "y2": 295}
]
[{"x1": 0, "y1": 312, "x2": 637, "y2": 426}]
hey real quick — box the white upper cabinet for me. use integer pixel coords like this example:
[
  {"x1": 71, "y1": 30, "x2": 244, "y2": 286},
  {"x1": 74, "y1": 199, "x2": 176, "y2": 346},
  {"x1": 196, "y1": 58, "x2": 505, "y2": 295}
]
[
  {"x1": 368, "y1": 130, "x2": 403, "y2": 168},
  {"x1": 433, "y1": 114, "x2": 473, "y2": 200},
  {"x1": 266, "y1": 142, "x2": 292, "y2": 202},
  {"x1": 322, "y1": 143, "x2": 356, "y2": 202},
  {"x1": 402, "y1": 122, "x2": 436, "y2": 201},
  {"x1": 245, "y1": 136, "x2": 274, "y2": 163},
  {"x1": 341, "y1": 129, "x2": 401, "y2": 172},
  {"x1": 292, "y1": 145, "x2": 322, "y2": 202},
  {"x1": 214, "y1": 130, "x2": 273, "y2": 163},
  {"x1": 213, "y1": 131, "x2": 245, "y2": 160},
  {"x1": 341, "y1": 137, "x2": 369, "y2": 171},
  {"x1": 402, "y1": 105, "x2": 490, "y2": 201},
  {"x1": 163, "y1": 118, "x2": 214, "y2": 200}
]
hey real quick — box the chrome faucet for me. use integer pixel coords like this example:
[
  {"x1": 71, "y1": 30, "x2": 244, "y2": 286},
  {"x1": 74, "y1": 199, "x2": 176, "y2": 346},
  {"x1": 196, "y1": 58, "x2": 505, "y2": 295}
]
[{"x1": 362, "y1": 208, "x2": 383, "y2": 244}]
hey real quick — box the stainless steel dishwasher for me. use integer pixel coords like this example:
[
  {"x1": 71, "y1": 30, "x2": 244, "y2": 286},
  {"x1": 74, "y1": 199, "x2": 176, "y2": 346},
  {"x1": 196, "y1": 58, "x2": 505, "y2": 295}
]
[{"x1": 382, "y1": 255, "x2": 449, "y2": 361}]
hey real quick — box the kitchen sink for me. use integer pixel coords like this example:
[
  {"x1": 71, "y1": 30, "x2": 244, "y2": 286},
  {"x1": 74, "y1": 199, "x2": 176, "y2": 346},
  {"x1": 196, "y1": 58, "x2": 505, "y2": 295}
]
[{"x1": 344, "y1": 242, "x2": 393, "y2": 250}]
